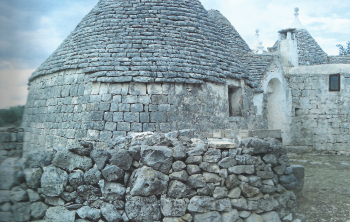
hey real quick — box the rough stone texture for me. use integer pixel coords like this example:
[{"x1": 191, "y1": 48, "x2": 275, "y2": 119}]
[
  {"x1": 90, "y1": 149, "x2": 111, "y2": 170},
  {"x1": 77, "y1": 185, "x2": 102, "y2": 201},
  {"x1": 167, "y1": 180, "x2": 191, "y2": 198},
  {"x1": 41, "y1": 166, "x2": 68, "y2": 197},
  {"x1": 161, "y1": 197, "x2": 188, "y2": 217},
  {"x1": 129, "y1": 166, "x2": 169, "y2": 196},
  {"x1": 45, "y1": 206, "x2": 76, "y2": 222},
  {"x1": 100, "y1": 181, "x2": 126, "y2": 201},
  {"x1": 194, "y1": 211, "x2": 222, "y2": 222},
  {"x1": 11, "y1": 202, "x2": 30, "y2": 221},
  {"x1": 110, "y1": 150, "x2": 133, "y2": 171},
  {"x1": 101, "y1": 202, "x2": 123, "y2": 222},
  {"x1": 77, "y1": 206, "x2": 101, "y2": 221},
  {"x1": 69, "y1": 170, "x2": 84, "y2": 188},
  {"x1": 125, "y1": 195, "x2": 161, "y2": 222},
  {"x1": 31, "y1": 202, "x2": 49, "y2": 219},
  {"x1": 141, "y1": 146, "x2": 173, "y2": 174},
  {"x1": 0, "y1": 158, "x2": 24, "y2": 190},
  {"x1": 24, "y1": 167, "x2": 43, "y2": 189},
  {"x1": 102, "y1": 165, "x2": 124, "y2": 182},
  {"x1": 52, "y1": 150, "x2": 93, "y2": 172},
  {"x1": 84, "y1": 165, "x2": 101, "y2": 185}
]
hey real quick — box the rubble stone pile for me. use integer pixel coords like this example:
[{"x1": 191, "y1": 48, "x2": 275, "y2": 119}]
[{"x1": 0, "y1": 130, "x2": 300, "y2": 222}]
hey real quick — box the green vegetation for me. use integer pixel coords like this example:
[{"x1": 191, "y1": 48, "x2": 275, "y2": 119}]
[
  {"x1": 0, "y1": 105, "x2": 25, "y2": 127},
  {"x1": 336, "y1": 41, "x2": 350, "y2": 56}
]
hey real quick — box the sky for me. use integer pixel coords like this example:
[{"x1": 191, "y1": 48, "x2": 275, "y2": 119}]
[{"x1": 0, "y1": 0, "x2": 349, "y2": 109}]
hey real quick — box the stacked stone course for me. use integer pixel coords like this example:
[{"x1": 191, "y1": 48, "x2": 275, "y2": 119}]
[
  {"x1": 0, "y1": 130, "x2": 301, "y2": 222},
  {"x1": 0, "y1": 128, "x2": 24, "y2": 164}
]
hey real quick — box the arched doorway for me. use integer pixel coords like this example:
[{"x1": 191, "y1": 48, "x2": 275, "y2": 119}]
[{"x1": 266, "y1": 78, "x2": 283, "y2": 130}]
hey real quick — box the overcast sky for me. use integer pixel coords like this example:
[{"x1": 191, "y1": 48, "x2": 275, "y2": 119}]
[{"x1": 0, "y1": 0, "x2": 349, "y2": 109}]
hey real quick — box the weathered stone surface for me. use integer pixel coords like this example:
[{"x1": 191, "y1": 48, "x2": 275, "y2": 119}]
[
  {"x1": 46, "y1": 207, "x2": 76, "y2": 222},
  {"x1": 248, "y1": 176, "x2": 262, "y2": 188},
  {"x1": 0, "y1": 212, "x2": 13, "y2": 222},
  {"x1": 69, "y1": 170, "x2": 84, "y2": 188},
  {"x1": 261, "y1": 184, "x2": 277, "y2": 194},
  {"x1": 84, "y1": 165, "x2": 101, "y2": 185},
  {"x1": 215, "y1": 198, "x2": 232, "y2": 212},
  {"x1": 52, "y1": 150, "x2": 93, "y2": 172},
  {"x1": 260, "y1": 211, "x2": 281, "y2": 222},
  {"x1": 69, "y1": 142, "x2": 93, "y2": 156},
  {"x1": 218, "y1": 157, "x2": 237, "y2": 168},
  {"x1": 41, "y1": 166, "x2": 68, "y2": 197},
  {"x1": 187, "y1": 165, "x2": 201, "y2": 175},
  {"x1": 188, "y1": 196, "x2": 215, "y2": 213},
  {"x1": 24, "y1": 167, "x2": 43, "y2": 189},
  {"x1": 12, "y1": 202, "x2": 31, "y2": 222},
  {"x1": 209, "y1": 140, "x2": 238, "y2": 149},
  {"x1": 231, "y1": 198, "x2": 248, "y2": 210},
  {"x1": 280, "y1": 174, "x2": 298, "y2": 190},
  {"x1": 141, "y1": 146, "x2": 173, "y2": 174},
  {"x1": 244, "y1": 213, "x2": 263, "y2": 222},
  {"x1": 168, "y1": 180, "x2": 191, "y2": 198},
  {"x1": 161, "y1": 197, "x2": 188, "y2": 217},
  {"x1": 240, "y1": 183, "x2": 261, "y2": 198},
  {"x1": 203, "y1": 149, "x2": 221, "y2": 163},
  {"x1": 213, "y1": 186, "x2": 228, "y2": 199},
  {"x1": 77, "y1": 206, "x2": 101, "y2": 221},
  {"x1": 239, "y1": 210, "x2": 251, "y2": 218},
  {"x1": 125, "y1": 195, "x2": 161, "y2": 222},
  {"x1": 228, "y1": 187, "x2": 241, "y2": 199},
  {"x1": 182, "y1": 213, "x2": 193, "y2": 222},
  {"x1": 188, "y1": 174, "x2": 207, "y2": 188},
  {"x1": 172, "y1": 144, "x2": 187, "y2": 160},
  {"x1": 263, "y1": 154, "x2": 278, "y2": 166},
  {"x1": 77, "y1": 185, "x2": 102, "y2": 201},
  {"x1": 0, "y1": 158, "x2": 24, "y2": 190},
  {"x1": 0, "y1": 191, "x2": 11, "y2": 204},
  {"x1": 169, "y1": 170, "x2": 189, "y2": 182},
  {"x1": 199, "y1": 162, "x2": 220, "y2": 173},
  {"x1": 257, "y1": 170, "x2": 275, "y2": 179},
  {"x1": 221, "y1": 209, "x2": 239, "y2": 222},
  {"x1": 129, "y1": 166, "x2": 169, "y2": 196},
  {"x1": 25, "y1": 150, "x2": 54, "y2": 168},
  {"x1": 163, "y1": 217, "x2": 185, "y2": 222},
  {"x1": 110, "y1": 149, "x2": 133, "y2": 170},
  {"x1": 102, "y1": 165, "x2": 124, "y2": 182},
  {"x1": 172, "y1": 161, "x2": 186, "y2": 172},
  {"x1": 101, "y1": 202, "x2": 123, "y2": 222},
  {"x1": 90, "y1": 149, "x2": 111, "y2": 170},
  {"x1": 186, "y1": 156, "x2": 202, "y2": 164},
  {"x1": 31, "y1": 202, "x2": 48, "y2": 219},
  {"x1": 45, "y1": 197, "x2": 65, "y2": 206},
  {"x1": 11, "y1": 186, "x2": 28, "y2": 203},
  {"x1": 100, "y1": 181, "x2": 126, "y2": 201},
  {"x1": 225, "y1": 174, "x2": 240, "y2": 189},
  {"x1": 228, "y1": 165, "x2": 255, "y2": 174},
  {"x1": 203, "y1": 172, "x2": 222, "y2": 183},
  {"x1": 194, "y1": 211, "x2": 222, "y2": 222},
  {"x1": 239, "y1": 138, "x2": 270, "y2": 154}
]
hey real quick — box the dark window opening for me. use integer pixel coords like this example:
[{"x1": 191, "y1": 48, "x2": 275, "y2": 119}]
[
  {"x1": 228, "y1": 87, "x2": 242, "y2": 117},
  {"x1": 329, "y1": 74, "x2": 340, "y2": 91},
  {"x1": 295, "y1": 108, "x2": 300, "y2": 117}
]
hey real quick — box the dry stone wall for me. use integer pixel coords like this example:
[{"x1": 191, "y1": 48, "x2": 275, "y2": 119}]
[
  {"x1": 0, "y1": 128, "x2": 24, "y2": 164},
  {"x1": 0, "y1": 130, "x2": 301, "y2": 222},
  {"x1": 328, "y1": 56, "x2": 350, "y2": 64},
  {"x1": 289, "y1": 73, "x2": 350, "y2": 150},
  {"x1": 22, "y1": 69, "x2": 264, "y2": 155}
]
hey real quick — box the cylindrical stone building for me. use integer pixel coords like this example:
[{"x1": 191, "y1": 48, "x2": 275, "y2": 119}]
[{"x1": 22, "y1": 0, "x2": 260, "y2": 154}]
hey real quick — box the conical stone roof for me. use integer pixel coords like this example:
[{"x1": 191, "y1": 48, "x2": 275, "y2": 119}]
[
  {"x1": 30, "y1": 0, "x2": 255, "y2": 86},
  {"x1": 208, "y1": 10, "x2": 251, "y2": 54}
]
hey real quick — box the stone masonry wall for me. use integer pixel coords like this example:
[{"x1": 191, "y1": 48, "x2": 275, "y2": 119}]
[
  {"x1": 22, "y1": 69, "x2": 265, "y2": 156},
  {"x1": 0, "y1": 128, "x2": 24, "y2": 164},
  {"x1": 0, "y1": 131, "x2": 300, "y2": 222},
  {"x1": 295, "y1": 30, "x2": 328, "y2": 66},
  {"x1": 328, "y1": 56, "x2": 350, "y2": 64},
  {"x1": 289, "y1": 73, "x2": 350, "y2": 151}
]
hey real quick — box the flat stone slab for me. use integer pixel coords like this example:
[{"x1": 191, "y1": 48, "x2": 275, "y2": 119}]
[{"x1": 208, "y1": 140, "x2": 237, "y2": 149}]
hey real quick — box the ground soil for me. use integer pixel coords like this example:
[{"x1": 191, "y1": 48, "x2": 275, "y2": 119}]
[{"x1": 288, "y1": 151, "x2": 350, "y2": 222}]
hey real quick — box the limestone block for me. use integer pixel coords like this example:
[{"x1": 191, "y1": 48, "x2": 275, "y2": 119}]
[
  {"x1": 125, "y1": 195, "x2": 161, "y2": 222},
  {"x1": 41, "y1": 166, "x2": 68, "y2": 197}
]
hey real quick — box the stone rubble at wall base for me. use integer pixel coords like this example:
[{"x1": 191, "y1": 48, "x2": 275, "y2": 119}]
[{"x1": 0, "y1": 129, "x2": 305, "y2": 222}]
